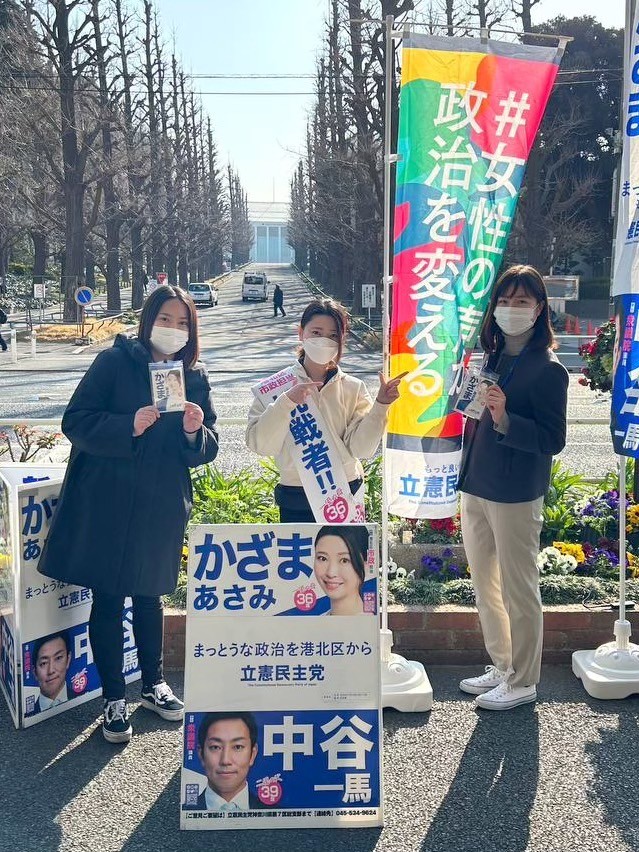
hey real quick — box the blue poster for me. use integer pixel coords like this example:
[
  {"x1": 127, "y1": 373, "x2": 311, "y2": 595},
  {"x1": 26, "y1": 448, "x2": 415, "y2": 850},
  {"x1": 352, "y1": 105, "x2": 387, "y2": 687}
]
[
  {"x1": 610, "y1": 296, "x2": 639, "y2": 456},
  {"x1": 0, "y1": 613, "x2": 16, "y2": 711}
]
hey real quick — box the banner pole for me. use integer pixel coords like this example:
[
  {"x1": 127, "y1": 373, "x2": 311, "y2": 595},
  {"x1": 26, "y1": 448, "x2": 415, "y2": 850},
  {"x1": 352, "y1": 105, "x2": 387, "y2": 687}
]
[
  {"x1": 378, "y1": 16, "x2": 433, "y2": 712},
  {"x1": 572, "y1": 0, "x2": 639, "y2": 696},
  {"x1": 380, "y1": 12, "x2": 394, "y2": 640},
  {"x1": 617, "y1": 454, "x2": 628, "y2": 642}
]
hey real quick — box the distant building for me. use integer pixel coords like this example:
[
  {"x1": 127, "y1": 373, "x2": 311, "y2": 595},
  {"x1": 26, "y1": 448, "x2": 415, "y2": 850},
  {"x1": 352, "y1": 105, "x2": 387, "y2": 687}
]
[{"x1": 248, "y1": 201, "x2": 295, "y2": 264}]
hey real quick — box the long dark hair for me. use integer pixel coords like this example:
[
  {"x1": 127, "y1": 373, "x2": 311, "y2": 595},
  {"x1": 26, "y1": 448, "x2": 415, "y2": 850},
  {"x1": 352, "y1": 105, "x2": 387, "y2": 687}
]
[
  {"x1": 314, "y1": 525, "x2": 368, "y2": 592},
  {"x1": 479, "y1": 264, "x2": 555, "y2": 354},
  {"x1": 138, "y1": 285, "x2": 199, "y2": 368},
  {"x1": 299, "y1": 299, "x2": 350, "y2": 363}
]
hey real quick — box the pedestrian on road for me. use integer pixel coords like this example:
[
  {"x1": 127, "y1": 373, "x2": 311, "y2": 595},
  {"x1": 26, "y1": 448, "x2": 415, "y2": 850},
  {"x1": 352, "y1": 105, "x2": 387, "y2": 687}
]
[
  {"x1": 0, "y1": 306, "x2": 7, "y2": 352},
  {"x1": 246, "y1": 297, "x2": 404, "y2": 522},
  {"x1": 457, "y1": 265, "x2": 568, "y2": 711},
  {"x1": 38, "y1": 285, "x2": 218, "y2": 743},
  {"x1": 273, "y1": 284, "x2": 286, "y2": 317}
]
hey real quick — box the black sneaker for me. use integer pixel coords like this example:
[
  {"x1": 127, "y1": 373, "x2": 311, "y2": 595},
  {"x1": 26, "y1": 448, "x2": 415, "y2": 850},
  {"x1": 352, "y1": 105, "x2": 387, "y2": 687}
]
[
  {"x1": 140, "y1": 681, "x2": 184, "y2": 721},
  {"x1": 102, "y1": 699, "x2": 132, "y2": 744}
]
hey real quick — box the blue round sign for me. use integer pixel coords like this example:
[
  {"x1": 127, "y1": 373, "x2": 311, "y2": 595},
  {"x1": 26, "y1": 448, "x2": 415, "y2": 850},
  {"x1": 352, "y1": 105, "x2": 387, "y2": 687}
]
[{"x1": 74, "y1": 286, "x2": 94, "y2": 306}]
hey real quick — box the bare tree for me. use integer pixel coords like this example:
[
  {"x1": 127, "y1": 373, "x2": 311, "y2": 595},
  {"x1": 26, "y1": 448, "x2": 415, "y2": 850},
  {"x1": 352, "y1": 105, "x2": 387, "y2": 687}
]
[
  {"x1": 511, "y1": 0, "x2": 541, "y2": 33},
  {"x1": 29, "y1": 0, "x2": 102, "y2": 320}
]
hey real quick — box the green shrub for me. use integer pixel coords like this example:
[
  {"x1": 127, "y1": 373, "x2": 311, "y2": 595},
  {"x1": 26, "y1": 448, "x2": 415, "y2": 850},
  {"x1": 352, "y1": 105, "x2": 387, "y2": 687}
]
[
  {"x1": 387, "y1": 575, "x2": 639, "y2": 607},
  {"x1": 8, "y1": 262, "x2": 31, "y2": 276},
  {"x1": 190, "y1": 460, "x2": 280, "y2": 525}
]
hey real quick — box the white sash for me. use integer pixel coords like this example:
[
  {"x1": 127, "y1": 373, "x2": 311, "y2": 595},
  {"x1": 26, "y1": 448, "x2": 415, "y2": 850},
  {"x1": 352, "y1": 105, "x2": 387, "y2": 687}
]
[{"x1": 252, "y1": 366, "x2": 365, "y2": 524}]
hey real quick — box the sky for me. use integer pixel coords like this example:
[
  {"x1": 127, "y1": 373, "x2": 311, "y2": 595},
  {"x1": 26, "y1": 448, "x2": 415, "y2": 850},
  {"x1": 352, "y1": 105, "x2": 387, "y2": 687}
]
[{"x1": 153, "y1": 0, "x2": 626, "y2": 205}]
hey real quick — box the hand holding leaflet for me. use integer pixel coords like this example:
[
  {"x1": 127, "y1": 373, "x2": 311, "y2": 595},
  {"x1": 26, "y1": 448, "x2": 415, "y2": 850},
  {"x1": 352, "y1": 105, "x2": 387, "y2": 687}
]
[{"x1": 454, "y1": 366, "x2": 499, "y2": 420}]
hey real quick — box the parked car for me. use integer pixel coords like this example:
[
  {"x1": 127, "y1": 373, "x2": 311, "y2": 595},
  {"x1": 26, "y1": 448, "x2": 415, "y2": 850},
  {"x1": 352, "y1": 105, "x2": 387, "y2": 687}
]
[
  {"x1": 188, "y1": 282, "x2": 218, "y2": 307},
  {"x1": 242, "y1": 272, "x2": 269, "y2": 302}
]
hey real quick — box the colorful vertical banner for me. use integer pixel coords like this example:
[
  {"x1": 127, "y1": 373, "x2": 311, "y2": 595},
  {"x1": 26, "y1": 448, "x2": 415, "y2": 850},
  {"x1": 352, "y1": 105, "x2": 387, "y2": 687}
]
[
  {"x1": 387, "y1": 32, "x2": 561, "y2": 517},
  {"x1": 611, "y1": 4, "x2": 639, "y2": 456}
]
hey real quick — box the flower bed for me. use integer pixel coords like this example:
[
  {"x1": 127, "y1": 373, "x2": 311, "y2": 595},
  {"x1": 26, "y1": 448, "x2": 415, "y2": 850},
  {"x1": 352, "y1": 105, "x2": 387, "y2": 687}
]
[{"x1": 578, "y1": 319, "x2": 614, "y2": 392}]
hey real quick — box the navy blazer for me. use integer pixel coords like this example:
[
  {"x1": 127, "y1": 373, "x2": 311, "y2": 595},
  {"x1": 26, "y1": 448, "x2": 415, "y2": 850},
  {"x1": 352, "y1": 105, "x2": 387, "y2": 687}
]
[{"x1": 458, "y1": 346, "x2": 568, "y2": 503}]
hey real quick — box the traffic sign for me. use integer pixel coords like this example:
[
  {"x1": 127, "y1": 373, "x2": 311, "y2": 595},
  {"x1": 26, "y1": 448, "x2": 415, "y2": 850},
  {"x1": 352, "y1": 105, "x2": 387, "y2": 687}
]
[
  {"x1": 74, "y1": 286, "x2": 94, "y2": 306},
  {"x1": 157, "y1": 272, "x2": 168, "y2": 286},
  {"x1": 33, "y1": 281, "x2": 46, "y2": 300}
]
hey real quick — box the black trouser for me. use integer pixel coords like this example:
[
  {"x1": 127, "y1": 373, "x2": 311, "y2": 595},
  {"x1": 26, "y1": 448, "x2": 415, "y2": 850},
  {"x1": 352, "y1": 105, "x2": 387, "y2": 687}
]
[
  {"x1": 0, "y1": 333, "x2": 6, "y2": 351},
  {"x1": 274, "y1": 304, "x2": 286, "y2": 317},
  {"x1": 89, "y1": 591, "x2": 164, "y2": 701},
  {"x1": 275, "y1": 479, "x2": 363, "y2": 524},
  {"x1": 279, "y1": 504, "x2": 315, "y2": 523}
]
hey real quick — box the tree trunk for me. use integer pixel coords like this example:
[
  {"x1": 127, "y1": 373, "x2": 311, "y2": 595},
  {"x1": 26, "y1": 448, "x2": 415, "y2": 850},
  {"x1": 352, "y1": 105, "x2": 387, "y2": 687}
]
[
  {"x1": 130, "y1": 221, "x2": 145, "y2": 309},
  {"x1": 64, "y1": 182, "x2": 85, "y2": 314},
  {"x1": 85, "y1": 248, "x2": 95, "y2": 290},
  {"x1": 31, "y1": 230, "x2": 47, "y2": 285},
  {"x1": 178, "y1": 248, "x2": 189, "y2": 288}
]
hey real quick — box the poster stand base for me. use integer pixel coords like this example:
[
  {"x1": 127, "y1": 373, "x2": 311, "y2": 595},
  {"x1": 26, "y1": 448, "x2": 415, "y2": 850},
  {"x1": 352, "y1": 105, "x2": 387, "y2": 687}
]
[
  {"x1": 380, "y1": 628, "x2": 433, "y2": 712},
  {"x1": 572, "y1": 620, "x2": 639, "y2": 699}
]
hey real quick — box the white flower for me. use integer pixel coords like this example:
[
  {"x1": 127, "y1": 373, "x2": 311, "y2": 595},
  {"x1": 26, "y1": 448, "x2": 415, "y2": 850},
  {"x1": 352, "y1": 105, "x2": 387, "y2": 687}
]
[{"x1": 537, "y1": 546, "x2": 577, "y2": 576}]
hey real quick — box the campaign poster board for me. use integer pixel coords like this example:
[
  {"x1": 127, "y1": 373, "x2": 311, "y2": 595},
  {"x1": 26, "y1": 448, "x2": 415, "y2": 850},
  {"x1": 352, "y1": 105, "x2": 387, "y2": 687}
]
[
  {"x1": 0, "y1": 464, "x2": 140, "y2": 729},
  {"x1": 0, "y1": 476, "x2": 17, "y2": 724},
  {"x1": 180, "y1": 523, "x2": 383, "y2": 831}
]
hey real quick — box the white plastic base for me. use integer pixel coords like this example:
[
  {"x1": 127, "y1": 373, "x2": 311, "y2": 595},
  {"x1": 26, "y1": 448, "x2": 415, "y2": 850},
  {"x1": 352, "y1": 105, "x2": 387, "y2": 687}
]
[
  {"x1": 379, "y1": 628, "x2": 433, "y2": 712},
  {"x1": 572, "y1": 641, "x2": 639, "y2": 700},
  {"x1": 381, "y1": 652, "x2": 434, "y2": 712}
]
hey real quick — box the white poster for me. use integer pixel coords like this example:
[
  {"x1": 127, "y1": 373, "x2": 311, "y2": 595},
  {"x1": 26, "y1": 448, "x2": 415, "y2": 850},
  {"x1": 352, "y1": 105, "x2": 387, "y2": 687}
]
[
  {"x1": 0, "y1": 465, "x2": 140, "y2": 728},
  {"x1": 180, "y1": 523, "x2": 382, "y2": 830}
]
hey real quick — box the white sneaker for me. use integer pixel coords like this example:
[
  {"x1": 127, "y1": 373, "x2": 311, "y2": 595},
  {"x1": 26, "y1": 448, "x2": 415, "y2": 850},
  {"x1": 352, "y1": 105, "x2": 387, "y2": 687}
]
[
  {"x1": 459, "y1": 665, "x2": 508, "y2": 695},
  {"x1": 475, "y1": 682, "x2": 537, "y2": 710}
]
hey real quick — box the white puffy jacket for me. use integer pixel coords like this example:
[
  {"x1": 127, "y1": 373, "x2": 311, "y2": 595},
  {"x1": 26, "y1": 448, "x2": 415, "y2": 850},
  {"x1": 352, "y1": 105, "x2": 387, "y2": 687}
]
[{"x1": 246, "y1": 361, "x2": 388, "y2": 486}]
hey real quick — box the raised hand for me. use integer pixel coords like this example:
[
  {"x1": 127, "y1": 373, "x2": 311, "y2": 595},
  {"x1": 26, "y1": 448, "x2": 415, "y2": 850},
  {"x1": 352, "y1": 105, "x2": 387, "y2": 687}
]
[
  {"x1": 285, "y1": 379, "x2": 323, "y2": 406},
  {"x1": 376, "y1": 371, "x2": 408, "y2": 405}
]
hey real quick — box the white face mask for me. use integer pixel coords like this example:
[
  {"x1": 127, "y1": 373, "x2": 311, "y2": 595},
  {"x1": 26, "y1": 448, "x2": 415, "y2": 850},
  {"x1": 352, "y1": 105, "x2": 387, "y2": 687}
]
[
  {"x1": 303, "y1": 336, "x2": 339, "y2": 365},
  {"x1": 150, "y1": 325, "x2": 189, "y2": 356},
  {"x1": 493, "y1": 306, "x2": 538, "y2": 336}
]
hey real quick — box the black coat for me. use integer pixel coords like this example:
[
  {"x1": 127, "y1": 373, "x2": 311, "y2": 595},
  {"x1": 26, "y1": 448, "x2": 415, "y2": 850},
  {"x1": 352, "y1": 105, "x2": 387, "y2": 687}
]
[
  {"x1": 38, "y1": 335, "x2": 218, "y2": 596},
  {"x1": 273, "y1": 286, "x2": 283, "y2": 306}
]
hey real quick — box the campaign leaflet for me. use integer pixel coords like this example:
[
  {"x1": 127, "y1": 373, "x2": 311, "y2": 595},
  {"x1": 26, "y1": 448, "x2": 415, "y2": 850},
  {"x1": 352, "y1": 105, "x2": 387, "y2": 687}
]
[
  {"x1": 453, "y1": 366, "x2": 499, "y2": 420},
  {"x1": 180, "y1": 523, "x2": 383, "y2": 831},
  {"x1": 0, "y1": 465, "x2": 141, "y2": 728},
  {"x1": 149, "y1": 360, "x2": 186, "y2": 413}
]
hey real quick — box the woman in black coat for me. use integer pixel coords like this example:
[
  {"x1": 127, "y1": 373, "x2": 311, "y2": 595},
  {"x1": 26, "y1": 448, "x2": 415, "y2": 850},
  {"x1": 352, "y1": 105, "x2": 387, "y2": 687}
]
[{"x1": 38, "y1": 285, "x2": 218, "y2": 743}]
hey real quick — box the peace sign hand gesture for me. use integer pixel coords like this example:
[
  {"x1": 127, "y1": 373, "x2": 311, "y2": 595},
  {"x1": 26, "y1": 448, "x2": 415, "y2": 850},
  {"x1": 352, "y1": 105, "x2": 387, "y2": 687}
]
[{"x1": 376, "y1": 371, "x2": 408, "y2": 406}]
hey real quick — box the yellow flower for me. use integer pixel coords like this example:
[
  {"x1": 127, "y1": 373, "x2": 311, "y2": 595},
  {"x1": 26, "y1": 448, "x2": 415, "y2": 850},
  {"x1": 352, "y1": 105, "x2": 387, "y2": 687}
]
[
  {"x1": 552, "y1": 541, "x2": 585, "y2": 564},
  {"x1": 627, "y1": 505, "x2": 639, "y2": 532}
]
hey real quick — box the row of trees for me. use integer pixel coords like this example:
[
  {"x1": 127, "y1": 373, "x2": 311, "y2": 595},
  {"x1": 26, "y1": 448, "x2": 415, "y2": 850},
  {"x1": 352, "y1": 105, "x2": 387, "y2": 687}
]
[
  {"x1": 289, "y1": 0, "x2": 622, "y2": 310},
  {"x1": 0, "y1": 0, "x2": 252, "y2": 320}
]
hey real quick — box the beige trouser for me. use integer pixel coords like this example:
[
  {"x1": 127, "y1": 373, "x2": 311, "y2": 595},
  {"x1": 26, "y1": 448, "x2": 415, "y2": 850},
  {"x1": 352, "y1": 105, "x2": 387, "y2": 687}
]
[{"x1": 461, "y1": 493, "x2": 544, "y2": 687}]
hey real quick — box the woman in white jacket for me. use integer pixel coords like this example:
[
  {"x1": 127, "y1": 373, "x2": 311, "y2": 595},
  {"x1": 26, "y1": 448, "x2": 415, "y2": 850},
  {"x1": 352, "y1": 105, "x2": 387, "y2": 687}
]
[{"x1": 246, "y1": 298, "x2": 404, "y2": 522}]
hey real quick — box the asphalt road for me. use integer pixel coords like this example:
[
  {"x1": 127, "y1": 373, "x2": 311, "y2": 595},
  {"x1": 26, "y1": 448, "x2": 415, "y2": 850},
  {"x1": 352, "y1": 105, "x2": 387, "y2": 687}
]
[
  {"x1": 0, "y1": 264, "x2": 620, "y2": 481},
  {"x1": 0, "y1": 667, "x2": 638, "y2": 852}
]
